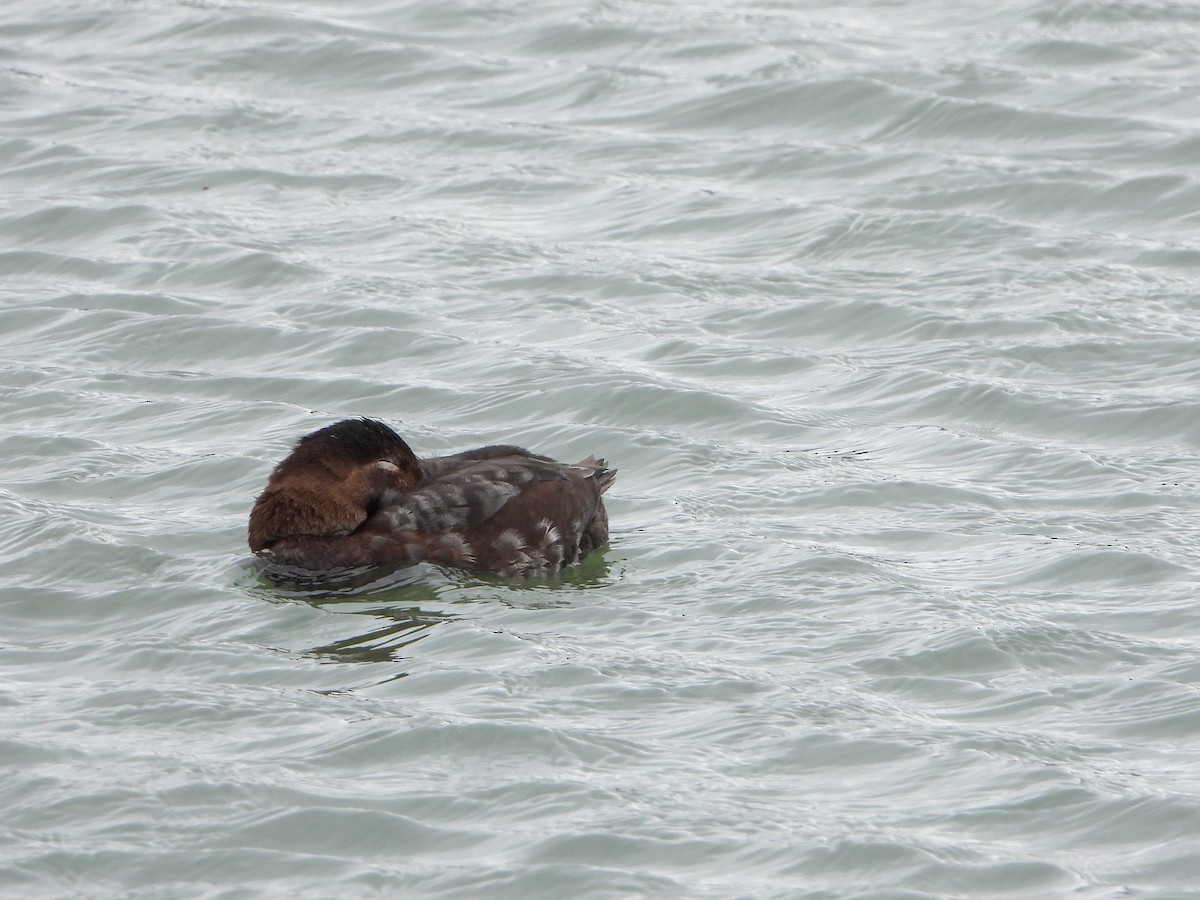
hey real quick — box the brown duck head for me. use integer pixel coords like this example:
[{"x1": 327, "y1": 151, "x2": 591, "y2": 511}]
[{"x1": 248, "y1": 418, "x2": 422, "y2": 552}]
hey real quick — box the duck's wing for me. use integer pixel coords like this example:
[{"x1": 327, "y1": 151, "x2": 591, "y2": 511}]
[
  {"x1": 258, "y1": 464, "x2": 526, "y2": 572},
  {"x1": 376, "y1": 455, "x2": 570, "y2": 535}
]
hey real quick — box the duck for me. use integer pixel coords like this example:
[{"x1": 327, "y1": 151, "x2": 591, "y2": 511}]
[{"x1": 248, "y1": 418, "x2": 615, "y2": 577}]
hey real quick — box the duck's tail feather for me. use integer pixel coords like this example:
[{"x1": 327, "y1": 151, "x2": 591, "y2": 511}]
[{"x1": 576, "y1": 455, "x2": 617, "y2": 494}]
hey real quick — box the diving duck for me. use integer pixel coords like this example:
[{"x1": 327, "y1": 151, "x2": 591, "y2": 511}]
[{"x1": 248, "y1": 418, "x2": 615, "y2": 577}]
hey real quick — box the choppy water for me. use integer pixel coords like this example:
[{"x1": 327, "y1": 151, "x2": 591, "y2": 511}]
[{"x1": 3, "y1": 0, "x2": 1200, "y2": 896}]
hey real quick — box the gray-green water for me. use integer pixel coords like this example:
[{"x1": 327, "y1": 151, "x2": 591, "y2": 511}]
[{"x1": 3, "y1": 0, "x2": 1200, "y2": 896}]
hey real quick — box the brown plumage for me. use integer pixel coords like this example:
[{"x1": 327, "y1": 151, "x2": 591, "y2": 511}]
[{"x1": 248, "y1": 418, "x2": 615, "y2": 577}]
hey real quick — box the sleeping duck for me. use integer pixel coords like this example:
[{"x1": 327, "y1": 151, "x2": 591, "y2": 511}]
[{"x1": 248, "y1": 418, "x2": 615, "y2": 577}]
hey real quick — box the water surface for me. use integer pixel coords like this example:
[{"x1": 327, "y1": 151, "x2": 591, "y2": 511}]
[{"x1": 2, "y1": 0, "x2": 1200, "y2": 896}]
